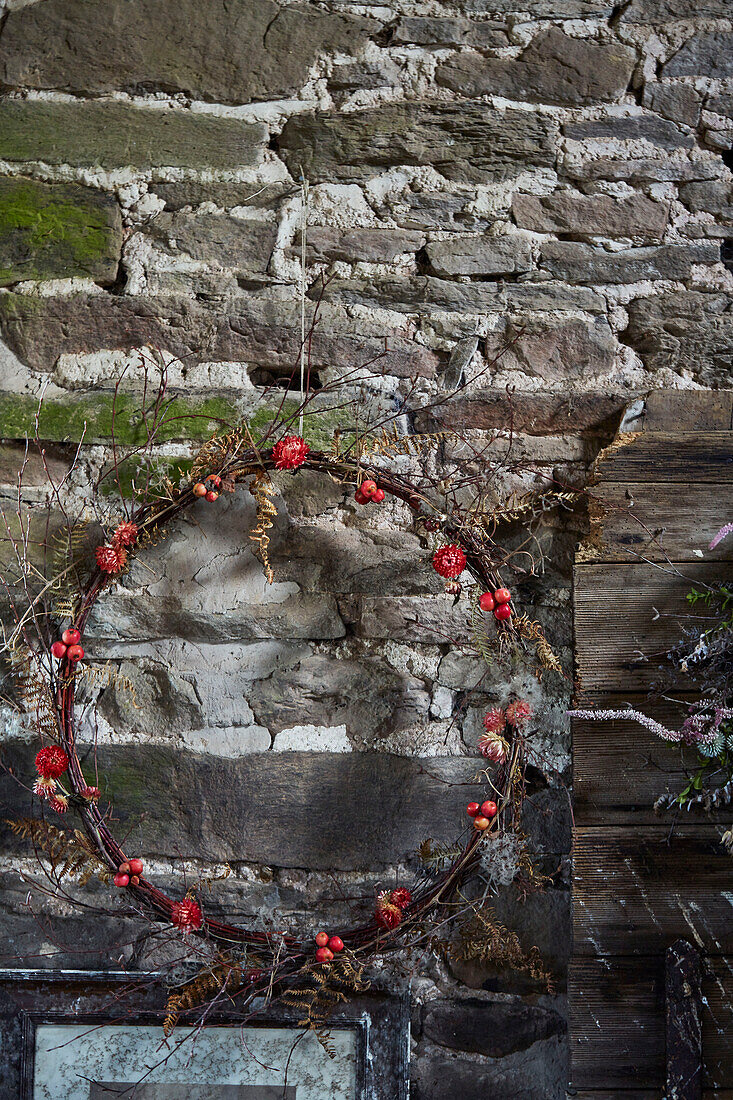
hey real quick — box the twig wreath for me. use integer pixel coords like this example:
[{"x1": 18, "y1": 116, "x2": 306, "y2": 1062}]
[{"x1": 3, "y1": 355, "x2": 565, "y2": 1052}]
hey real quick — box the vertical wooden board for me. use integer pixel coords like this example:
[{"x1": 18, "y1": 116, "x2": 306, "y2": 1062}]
[
  {"x1": 573, "y1": 827, "x2": 733, "y2": 957},
  {"x1": 574, "y1": 562, "x2": 723, "y2": 695}
]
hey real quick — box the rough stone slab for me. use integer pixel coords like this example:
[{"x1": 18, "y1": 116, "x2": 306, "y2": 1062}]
[
  {"x1": 621, "y1": 0, "x2": 731, "y2": 17},
  {"x1": 426, "y1": 236, "x2": 532, "y2": 277},
  {"x1": 0, "y1": 744, "x2": 486, "y2": 870},
  {"x1": 664, "y1": 32, "x2": 733, "y2": 78},
  {"x1": 483, "y1": 318, "x2": 616, "y2": 382},
  {"x1": 378, "y1": 190, "x2": 499, "y2": 233},
  {"x1": 0, "y1": 0, "x2": 373, "y2": 105},
  {"x1": 540, "y1": 241, "x2": 718, "y2": 284},
  {"x1": 0, "y1": 177, "x2": 122, "y2": 287},
  {"x1": 679, "y1": 180, "x2": 733, "y2": 224},
  {"x1": 149, "y1": 213, "x2": 278, "y2": 276},
  {"x1": 356, "y1": 595, "x2": 472, "y2": 642},
  {"x1": 0, "y1": 292, "x2": 439, "y2": 379},
  {"x1": 316, "y1": 274, "x2": 505, "y2": 314},
  {"x1": 454, "y1": 0, "x2": 611, "y2": 11},
  {"x1": 293, "y1": 226, "x2": 426, "y2": 264},
  {"x1": 421, "y1": 997, "x2": 566, "y2": 1058},
  {"x1": 152, "y1": 181, "x2": 295, "y2": 211},
  {"x1": 329, "y1": 59, "x2": 401, "y2": 92},
  {"x1": 412, "y1": 1038, "x2": 568, "y2": 1100},
  {"x1": 415, "y1": 391, "x2": 629, "y2": 436},
  {"x1": 392, "y1": 17, "x2": 508, "y2": 48},
  {"x1": 436, "y1": 28, "x2": 636, "y2": 107},
  {"x1": 563, "y1": 156, "x2": 723, "y2": 183},
  {"x1": 623, "y1": 290, "x2": 733, "y2": 387},
  {"x1": 642, "y1": 83, "x2": 701, "y2": 129},
  {"x1": 512, "y1": 191, "x2": 669, "y2": 240},
  {"x1": 0, "y1": 101, "x2": 266, "y2": 170},
  {"x1": 277, "y1": 102, "x2": 556, "y2": 185},
  {"x1": 504, "y1": 283, "x2": 605, "y2": 314},
  {"x1": 706, "y1": 92, "x2": 733, "y2": 122},
  {"x1": 564, "y1": 113, "x2": 694, "y2": 152}
]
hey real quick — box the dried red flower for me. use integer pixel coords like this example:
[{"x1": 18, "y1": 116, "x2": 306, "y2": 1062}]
[
  {"x1": 390, "y1": 887, "x2": 412, "y2": 910},
  {"x1": 49, "y1": 793, "x2": 68, "y2": 814},
  {"x1": 505, "y1": 700, "x2": 532, "y2": 726},
  {"x1": 478, "y1": 732, "x2": 508, "y2": 764},
  {"x1": 272, "y1": 435, "x2": 310, "y2": 471},
  {"x1": 95, "y1": 543, "x2": 128, "y2": 574},
  {"x1": 170, "y1": 897, "x2": 203, "y2": 934},
  {"x1": 35, "y1": 745, "x2": 69, "y2": 779},
  {"x1": 33, "y1": 776, "x2": 56, "y2": 800},
  {"x1": 81, "y1": 785, "x2": 101, "y2": 801},
  {"x1": 432, "y1": 544, "x2": 466, "y2": 579},
  {"x1": 482, "y1": 708, "x2": 506, "y2": 735},
  {"x1": 375, "y1": 903, "x2": 402, "y2": 930},
  {"x1": 112, "y1": 521, "x2": 138, "y2": 548}
]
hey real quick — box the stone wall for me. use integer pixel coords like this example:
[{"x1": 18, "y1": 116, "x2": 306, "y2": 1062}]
[{"x1": 0, "y1": 1, "x2": 731, "y2": 1097}]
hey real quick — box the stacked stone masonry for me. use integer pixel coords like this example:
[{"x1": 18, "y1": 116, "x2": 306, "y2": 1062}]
[{"x1": 0, "y1": 1, "x2": 731, "y2": 1096}]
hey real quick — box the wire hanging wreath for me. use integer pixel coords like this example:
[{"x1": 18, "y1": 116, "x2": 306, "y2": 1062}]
[{"x1": 4, "y1": 363, "x2": 564, "y2": 1046}]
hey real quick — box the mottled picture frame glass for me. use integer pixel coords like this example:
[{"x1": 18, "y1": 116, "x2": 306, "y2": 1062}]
[{"x1": 0, "y1": 971, "x2": 409, "y2": 1099}]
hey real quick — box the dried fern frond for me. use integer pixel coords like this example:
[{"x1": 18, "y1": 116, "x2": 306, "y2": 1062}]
[
  {"x1": 452, "y1": 905, "x2": 552, "y2": 990},
  {"x1": 9, "y1": 644, "x2": 61, "y2": 742},
  {"x1": 418, "y1": 837, "x2": 463, "y2": 871},
  {"x1": 281, "y1": 954, "x2": 370, "y2": 1032},
  {"x1": 6, "y1": 818, "x2": 111, "y2": 885},
  {"x1": 512, "y1": 614, "x2": 563, "y2": 674},
  {"x1": 484, "y1": 490, "x2": 580, "y2": 529},
  {"x1": 248, "y1": 471, "x2": 277, "y2": 584},
  {"x1": 163, "y1": 954, "x2": 249, "y2": 1036},
  {"x1": 77, "y1": 662, "x2": 142, "y2": 708},
  {"x1": 357, "y1": 427, "x2": 460, "y2": 461}
]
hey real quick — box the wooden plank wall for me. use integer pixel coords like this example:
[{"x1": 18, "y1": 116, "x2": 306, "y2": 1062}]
[{"x1": 570, "y1": 391, "x2": 733, "y2": 1095}]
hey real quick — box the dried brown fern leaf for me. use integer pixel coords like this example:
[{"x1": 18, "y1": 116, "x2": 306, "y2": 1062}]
[
  {"x1": 512, "y1": 614, "x2": 562, "y2": 674},
  {"x1": 358, "y1": 427, "x2": 460, "y2": 460},
  {"x1": 248, "y1": 471, "x2": 277, "y2": 584},
  {"x1": 452, "y1": 906, "x2": 552, "y2": 990},
  {"x1": 163, "y1": 956, "x2": 249, "y2": 1036},
  {"x1": 418, "y1": 837, "x2": 464, "y2": 871},
  {"x1": 9, "y1": 644, "x2": 61, "y2": 742},
  {"x1": 6, "y1": 818, "x2": 110, "y2": 884}
]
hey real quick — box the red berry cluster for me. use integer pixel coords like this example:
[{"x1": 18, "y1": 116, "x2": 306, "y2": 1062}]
[
  {"x1": 432, "y1": 543, "x2": 466, "y2": 579},
  {"x1": 354, "y1": 479, "x2": 385, "y2": 505},
  {"x1": 50, "y1": 626, "x2": 84, "y2": 663},
  {"x1": 314, "y1": 930, "x2": 345, "y2": 963},
  {"x1": 193, "y1": 473, "x2": 221, "y2": 503},
  {"x1": 479, "y1": 587, "x2": 512, "y2": 622},
  {"x1": 272, "y1": 435, "x2": 310, "y2": 471},
  {"x1": 466, "y1": 799, "x2": 498, "y2": 831},
  {"x1": 113, "y1": 857, "x2": 144, "y2": 888}
]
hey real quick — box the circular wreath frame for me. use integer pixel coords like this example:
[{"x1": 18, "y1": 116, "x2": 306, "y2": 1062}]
[{"x1": 49, "y1": 444, "x2": 523, "y2": 996}]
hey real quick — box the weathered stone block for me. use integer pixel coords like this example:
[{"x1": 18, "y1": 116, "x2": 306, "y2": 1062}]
[
  {"x1": 392, "y1": 17, "x2": 508, "y2": 48},
  {"x1": 622, "y1": 0, "x2": 731, "y2": 17},
  {"x1": 415, "y1": 391, "x2": 628, "y2": 436},
  {"x1": 624, "y1": 290, "x2": 733, "y2": 386},
  {"x1": 294, "y1": 227, "x2": 426, "y2": 264},
  {"x1": 421, "y1": 998, "x2": 566, "y2": 1058},
  {"x1": 564, "y1": 112, "x2": 694, "y2": 151},
  {"x1": 0, "y1": 0, "x2": 373, "y2": 105},
  {"x1": 426, "y1": 236, "x2": 532, "y2": 277},
  {"x1": 436, "y1": 28, "x2": 635, "y2": 107},
  {"x1": 706, "y1": 93, "x2": 733, "y2": 122},
  {"x1": 149, "y1": 213, "x2": 278, "y2": 276},
  {"x1": 0, "y1": 178, "x2": 122, "y2": 287},
  {"x1": 329, "y1": 59, "x2": 401, "y2": 92},
  {"x1": 152, "y1": 181, "x2": 295, "y2": 212},
  {"x1": 664, "y1": 31, "x2": 733, "y2": 78},
  {"x1": 642, "y1": 83, "x2": 701, "y2": 128},
  {"x1": 512, "y1": 191, "x2": 669, "y2": 240},
  {"x1": 540, "y1": 241, "x2": 718, "y2": 284},
  {"x1": 564, "y1": 156, "x2": 722, "y2": 183},
  {"x1": 0, "y1": 101, "x2": 266, "y2": 170},
  {"x1": 485, "y1": 318, "x2": 616, "y2": 382},
  {"x1": 278, "y1": 103, "x2": 556, "y2": 184},
  {"x1": 317, "y1": 275, "x2": 504, "y2": 314},
  {"x1": 451, "y1": 0, "x2": 613, "y2": 15},
  {"x1": 412, "y1": 1038, "x2": 568, "y2": 1100},
  {"x1": 0, "y1": 743, "x2": 487, "y2": 870},
  {"x1": 679, "y1": 180, "x2": 733, "y2": 224},
  {"x1": 504, "y1": 283, "x2": 605, "y2": 313},
  {"x1": 0, "y1": 293, "x2": 439, "y2": 380}
]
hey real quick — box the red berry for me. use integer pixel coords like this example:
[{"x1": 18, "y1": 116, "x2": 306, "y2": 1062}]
[
  {"x1": 113, "y1": 872, "x2": 130, "y2": 887},
  {"x1": 478, "y1": 592, "x2": 495, "y2": 612},
  {"x1": 372, "y1": 488, "x2": 385, "y2": 503},
  {"x1": 130, "y1": 875, "x2": 140, "y2": 886},
  {"x1": 466, "y1": 802, "x2": 481, "y2": 817},
  {"x1": 205, "y1": 490, "x2": 219, "y2": 503},
  {"x1": 315, "y1": 931, "x2": 329, "y2": 948},
  {"x1": 432, "y1": 544, "x2": 467, "y2": 579},
  {"x1": 315, "y1": 947, "x2": 333, "y2": 963},
  {"x1": 481, "y1": 800, "x2": 498, "y2": 819},
  {"x1": 360, "y1": 479, "x2": 378, "y2": 499},
  {"x1": 473, "y1": 816, "x2": 490, "y2": 831},
  {"x1": 66, "y1": 644, "x2": 84, "y2": 661},
  {"x1": 494, "y1": 604, "x2": 512, "y2": 622},
  {"x1": 193, "y1": 482, "x2": 207, "y2": 497},
  {"x1": 494, "y1": 588, "x2": 511, "y2": 604},
  {"x1": 128, "y1": 858, "x2": 143, "y2": 876},
  {"x1": 208, "y1": 475, "x2": 222, "y2": 488},
  {"x1": 354, "y1": 489, "x2": 369, "y2": 505},
  {"x1": 62, "y1": 627, "x2": 81, "y2": 645},
  {"x1": 51, "y1": 641, "x2": 67, "y2": 659},
  {"x1": 118, "y1": 862, "x2": 131, "y2": 874},
  {"x1": 328, "y1": 936, "x2": 344, "y2": 953}
]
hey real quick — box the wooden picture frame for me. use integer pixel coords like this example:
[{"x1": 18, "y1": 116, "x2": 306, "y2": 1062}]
[{"x1": 0, "y1": 970, "x2": 410, "y2": 1099}]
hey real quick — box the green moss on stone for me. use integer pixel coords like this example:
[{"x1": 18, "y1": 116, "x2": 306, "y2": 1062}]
[
  {"x1": 100, "y1": 455, "x2": 195, "y2": 499},
  {"x1": 0, "y1": 178, "x2": 122, "y2": 286},
  {"x1": 247, "y1": 401, "x2": 358, "y2": 451}
]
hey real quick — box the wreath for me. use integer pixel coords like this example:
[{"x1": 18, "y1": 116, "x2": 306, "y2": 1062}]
[{"x1": 4, "y1": 370, "x2": 563, "y2": 1046}]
